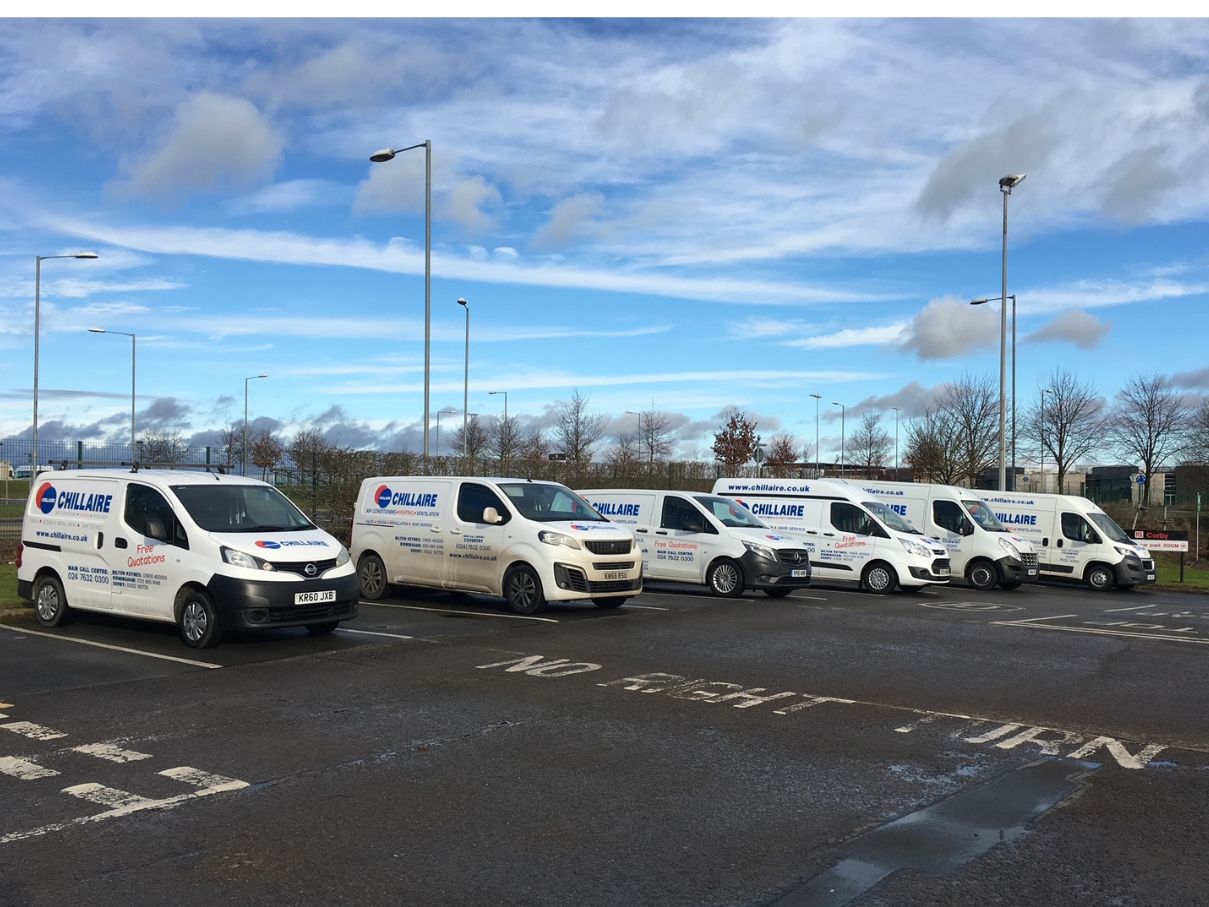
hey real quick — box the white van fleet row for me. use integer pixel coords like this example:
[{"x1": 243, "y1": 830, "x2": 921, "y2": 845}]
[
  {"x1": 856, "y1": 480, "x2": 1039, "y2": 591},
  {"x1": 351, "y1": 476, "x2": 641, "y2": 614},
  {"x1": 711, "y1": 478, "x2": 951, "y2": 593},
  {"x1": 579, "y1": 489, "x2": 812, "y2": 597},
  {"x1": 17, "y1": 470, "x2": 359, "y2": 648},
  {"x1": 977, "y1": 489, "x2": 1156, "y2": 590}
]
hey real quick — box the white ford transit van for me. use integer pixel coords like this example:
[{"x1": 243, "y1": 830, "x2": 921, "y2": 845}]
[
  {"x1": 579, "y1": 489, "x2": 812, "y2": 597},
  {"x1": 711, "y1": 478, "x2": 951, "y2": 593},
  {"x1": 856, "y1": 480, "x2": 1039, "y2": 591},
  {"x1": 977, "y1": 490, "x2": 1156, "y2": 590},
  {"x1": 16, "y1": 469, "x2": 358, "y2": 648},
  {"x1": 351, "y1": 476, "x2": 641, "y2": 614}
]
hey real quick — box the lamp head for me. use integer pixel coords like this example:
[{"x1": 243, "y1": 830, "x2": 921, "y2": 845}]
[
  {"x1": 74, "y1": 251, "x2": 99, "y2": 260},
  {"x1": 970, "y1": 298, "x2": 989, "y2": 306},
  {"x1": 88, "y1": 327, "x2": 105, "y2": 334},
  {"x1": 457, "y1": 297, "x2": 468, "y2": 307},
  {"x1": 369, "y1": 148, "x2": 396, "y2": 163},
  {"x1": 999, "y1": 173, "x2": 1027, "y2": 190}
]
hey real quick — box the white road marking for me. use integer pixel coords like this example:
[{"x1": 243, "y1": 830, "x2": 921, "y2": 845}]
[
  {"x1": 0, "y1": 624, "x2": 221, "y2": 669},
  {"x1": 338, "y1": 628, "x2": 416, "y2": 640},
  {"x1": 159, "y1": 766, "x2": 249, "y2": 790},
  {"x1": 0, "y1": 756, "x2": 59, "y2": 780},
  {"x1": 792, "y1": 595, "x2": 830, "y2": 602},
  {"x1": 620, "y1": 604, "x2": 670, "y2": 611},
  {"x1": 993, "y1": 615, "x2": 1209, "y2": 646},
  {"x1": 0, "y1": 702, "x2": 13, "y2": 710},
  {"x1": 1, "y1": 721, "x2": 66, "y2": 741},
  {"x1": 63, "y1": 783, "x2": 158, "y2": 811},
  {"x1": 359, "y1": 601, "x2": 559, "y2": 623},
  {"x1": 71, "y1": 743, "x2": 152, "y2": 763},
  {"x1": 1103, "y1": 605, "x2": 1157, "y2": 613}
]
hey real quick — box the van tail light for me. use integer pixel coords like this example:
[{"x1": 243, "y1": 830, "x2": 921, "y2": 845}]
[{"x1": 15, "y1": 542, "x2": 23, "y2": 569}]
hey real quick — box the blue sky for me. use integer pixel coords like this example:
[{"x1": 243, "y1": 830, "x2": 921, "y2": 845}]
[{"x1": 2, "y1": 17, "x2": 1208, "y2": 463}]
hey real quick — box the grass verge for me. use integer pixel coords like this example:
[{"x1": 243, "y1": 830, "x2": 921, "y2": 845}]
[
  {"x1": 1153, "y1": 552, "x2": 1209, "y2": 592},
  {"x1": 0, "y1": 562, "x2": 31, "y2": 616}
]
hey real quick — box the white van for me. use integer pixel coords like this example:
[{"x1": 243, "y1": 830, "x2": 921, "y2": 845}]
[
  {"x1": 579, "y1": 489, "x2": 812, "y2": 597},
  {"x1": 711, "y1": 478, "x2": 951, "y2": 593},
  {"x1": 856, "y1": 480, "x2": 1040, "y2": 591},
  {"x1": 977, "y1": 490, "x2": 1156, "y2": 590},
  {"x1": 16, "y1": 469, "x2": 358, "y2": 648},
  {"x1": 351, "y1": 476, "x2": 641, "y2": 614}
]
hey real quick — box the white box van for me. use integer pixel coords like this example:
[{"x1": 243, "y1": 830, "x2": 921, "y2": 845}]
[
  {"x1": 351, "y1": 476, "x2": 641, "y2": 614},
  {"x1": 16, "y1": 469, "x2": 358, "y2": 648},
  {"x1": 856, "y1": 480, "x2": 1040, "y2": 591},
  {"x1": 579, "y1": 489, "x2": 812, "y2": 597},
  {"x1": 977, "y1": 490, "x2": 1156, "y2": 590},
  {"x1": 711, "y1": 478, "x2": 951, "y2": 593}
]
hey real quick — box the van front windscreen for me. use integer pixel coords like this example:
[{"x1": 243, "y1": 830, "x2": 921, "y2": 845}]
[
  {"x1": 962, "y1": 499, "x2": 1007, "y2": 531},
  {"x1": 1088, "y1": 512, "x2": 1131, "y2": 544},
  {"x1": 171, "y1": 484, "x2": 314, "y2": 532},
  {"x1": 693, "y1": 495, "x2": 768, "y2": 528},
  {"x1": 863, "y1": 500, "x2": 922, "y2": 534},
  {"x1": 498, "y1": 483, "x2": 606, "y2": 523}
]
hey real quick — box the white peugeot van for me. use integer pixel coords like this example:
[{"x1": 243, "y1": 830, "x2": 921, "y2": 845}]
[
  {"x1": 579, "y1": 488, "x2": 812, "y2": 597},
  {"x1": 711, "y1": 478, "x2": 951, "y2": 593},
  {"x1": 351, "y1": 476, "x2": 641, "y2": 614},
  {"x1": 16, "y1": 469, "x2": 358, "y2": 648},
  {"x1": 857, "y1": 480, "x2": 1039, "y2": 591},
  {"x1": 977, "y1": 490, "x2": 1156, "y2": 590}
]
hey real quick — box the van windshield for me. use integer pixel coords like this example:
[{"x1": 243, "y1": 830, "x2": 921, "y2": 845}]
[
  {"x1": 693, "y1": 495, "x2": 768, "y2": 528},
  {"x1": 863, "y1": 500, "x2": 922, "y2": 534},
  {"x1": 1088, "y1": 512, "x2": 1131, "y2": 544},
  {"x1": 498, "y1": 482, "x2": 606, "y2": 523},
  {"x1": 962, "y1": 499, "x2": 1007, "y2": 531},
  {"x1": 171, "y1": 484, "x2": 314, "y2": 532}
]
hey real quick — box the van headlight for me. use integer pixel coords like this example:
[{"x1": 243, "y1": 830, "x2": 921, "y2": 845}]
[
  {"x1": 221, "y1": 546, "x2": 275, "y2": 571},
  {"x1": 539, "y1": 530, "x2": 581, "y2": 550},
  {"x1": 336, "y1": 545, "x2": 350, "y2": 567},
  {"x1": 742, "y1": 540, "x2": 776, "y2": 561},
  {"x1": 899, "y1": 538, "x2": 932, "y2": 558},
  {"x1": 1114, "y1": 546, "x2": 1139, "y2": 558},
  {"x1": 997, "y1": 537, "x2": 1021, "y2": 560}
]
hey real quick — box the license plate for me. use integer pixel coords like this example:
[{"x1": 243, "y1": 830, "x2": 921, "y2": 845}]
[
  {"x1": 1027, "y1": 569, "x2": 1038, "y2": 576},
  {"x1": 1147, "y1": 574, "x2": 1155, "y2": 581},
  {"x1": 790, "y1": 569, "x2": 809, "y2": 578},
  {"x1": 936, "y1": 567, "x2": 951, "y2": 576},
  {"x1": 295, "y1": 590, "x2": 335, "y2": 605},
  {"x1": 603, "y1": 571, "x2": 628, "y2": 581}
]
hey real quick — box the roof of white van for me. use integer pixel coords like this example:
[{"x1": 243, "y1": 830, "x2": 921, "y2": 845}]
[
  {"x1": 42, "y1": 468, "x2": 263, "y2": 486},
  {"x1": 363, "y1": 475, "x2": 567, "y2": 486}
]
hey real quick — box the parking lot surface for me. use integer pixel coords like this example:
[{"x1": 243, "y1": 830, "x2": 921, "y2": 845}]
[{"x1": 3, "y1": 578, "x2": 1208, "y2": 905}]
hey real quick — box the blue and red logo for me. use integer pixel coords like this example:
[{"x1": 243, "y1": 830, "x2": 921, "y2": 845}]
[
  {"x1": 255, "y1": 540, "x2": 282, "y2": 550},
  {"x1": 375, "y1": 485, "x2": 392, "y2": 508},
  {"x1": 37, "y1": 482, "x2": 56, "y2": 514}
]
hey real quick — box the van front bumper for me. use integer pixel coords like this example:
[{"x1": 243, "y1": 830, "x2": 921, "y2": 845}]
[
  {"x1": 907, "y1": 558, "x2": 952, "y2": 583},
  {"x1": 996, "y1": 554, "x2": 1041, "y2": 584},
  {"x1": 207, "y1": 572, "x2": 360, "y2": 629},
  {"x1": 1115, "y1": 554, "x2": 1157, "y2": 587},
  {"x1": 739, "y1": 551, "x2": 812, "y2": 590}
]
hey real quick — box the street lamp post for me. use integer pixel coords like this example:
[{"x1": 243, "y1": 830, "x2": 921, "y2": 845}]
[
  {"x1": 809, "y1": 393, "x2": 822, "y2": 477},
  {"x1": 370, "y1": 140, "x2": 433, "y2": 460},
  {"x1": 458, "y1": 298, "x2": 469, "y2": 457},
  {"x1": 243, "y1": 374, "x2": 267, "y2": 477},
  {"x1": 833, "y1": 401, "x2": 846, "y2": 475},
  {"x1": 88, "y1": 328, "x2": 136, "y2": 461},
  {"x1": 32, "y1": 251, "x2": 99, "y2": 472},
  {"x1": 995, "y1": 173, "x2": 1026, "y2": 490},
  {"x1": 435, "y1": 407, "x2": 458, "y2": 457},
  {"x1": 892, "y1": 407, "x2": 900, "y2": 473},
  {"x1": 489, "y1": 390, "x2": 508, "y2": 470},
  {"x1": 970, "y1": 292, "x2": 1018, "y2": 489}
]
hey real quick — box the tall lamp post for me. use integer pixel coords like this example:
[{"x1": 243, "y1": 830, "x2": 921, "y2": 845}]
[
  {"x1": 993, "y1": 173, "x2": 1026, "y2": 490},
  {"x1": 87, "y1": 328, "x2": 136, "y2": 461},
  {"x1": 33, "y1": 251, "x2": 99, "y2": 471},
  {"x1": 457, "y1": 297, "x2": 470, "y2": 457},
  {"x1": 809, "y1": 393, "x2": 822, "y2": 477},
  {"x1": 833, "y1": 401, "x2": 846, "y2": 476},
  {"x1": 489, "y1": 390, "x2": 508, "y2": 470},
  {"x1": 370, "y1": 140, "x2": 433, "y2": 459},
  {"x1": 435, "y1": 407, "x2": 458, "y2": 457},
  {"x1": 243, "y1": 374, "x2": 267, "y2": 477},
  {"x1": 892, "y1": 406, "x2": 900, "y2": 473},
  {"x1": 970, "y1": 293, "x2": 1018, "y2": 489}
]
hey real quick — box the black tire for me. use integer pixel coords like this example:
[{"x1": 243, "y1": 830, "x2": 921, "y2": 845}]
[
  {"x1": 33, "y1": 574, "x2": 72, "y2": 627},
  {"x1": 998, "y1": 580, "x2": 1022, "y2": 591},
  {"x1": 178, "y1": 588, "x2": 223, "y2": 649},
  {"x1": 763, "y1": 587, "x2": 794, "y2": 598},
  {"x1": 593, "y1": 598, "x2": 626, "y2": 609},
  {"x1": 504, "y1": 565, "x2": 547, "y2": 615},
  {"x1": 1086, "y1": 563, "x2": 1115, "y2": 592},
  {"x1": 861, "y1": 560, "x2": 898, "y2": 594},
  {"x1": 306, "y1": 621, "x2": 340, "y2": 635},
  {"x1": 358, "y1": 553, "x2": 388, "y2": 601},
  {"x1": 706, "y1": 558, "x2": 745, "y2": 598},
  {"x1": 966, "y1": 558, "x2": 998, "y2": 592}
]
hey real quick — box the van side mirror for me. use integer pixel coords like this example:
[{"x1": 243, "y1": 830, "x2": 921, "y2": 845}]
[
  {"x1": 960, "y1": 520, "x2": 974, "y2": 537},
  {"x1": 145, "y1": 516, "x2": 169, "y2": 542},
  {"x1": 482, "y1": 506, "x2": 503, "y2": 525},
  {"x1": 1089, "y1": 531, "x2": 1101, "y2": 545}
]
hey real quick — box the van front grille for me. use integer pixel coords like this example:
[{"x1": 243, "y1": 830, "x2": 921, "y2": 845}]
[
  {"x1": 1022, "y1": 552, "x2": 1038, "y2": 568},
  {"x1": 584, "y1": 539, "x2": 631, "y2": 556},
  {"x1": 271, "y1": 557, "x2": 338, "y2": 577},
  {"x1": 776, "y1": 549, "x2": 810, "y2": 567},
  {"x1": 593, "y1": 561, "x2": 634, "y2": 571}
]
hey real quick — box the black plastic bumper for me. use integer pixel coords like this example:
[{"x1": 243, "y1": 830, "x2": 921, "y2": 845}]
[
  {"x1": 207, "y1": 571, "x2": 360, "y2": 629},
  {"x1": 908, "y1": 558, "x2": 952, "y2": 582},
  {"x1": 739, "y1": 551, "x2": 812, "y2": 589},
  {"x1": 17, "y1": 580, "x2": 32, "y2": 601},
  {"x1": 1115, "y1": 555, "x2": 1157, "y2": 587},
  {"x1": 996, "y1": 555, "x2": 1040, "y2": 584}
]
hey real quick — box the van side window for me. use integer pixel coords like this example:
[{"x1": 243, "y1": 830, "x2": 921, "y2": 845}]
[
  {"x1": 661, "y1": 496, "x2": 708, "y2": 533},
  {"x1": 1061, "y1": 512, "x2": 1094, "y2": 543},
  {"x1": 124, "y1": 485, "x2": 187, "y2": 549},
  {"x1": 933, "y1": 500, "x2": 965, "y2": 533},
  {"x1": 457, "y1": 483, "x2": 509, "y2": 524},
  {"x1": 831, "y1": 502, "x2": 876, "y2": 536}
]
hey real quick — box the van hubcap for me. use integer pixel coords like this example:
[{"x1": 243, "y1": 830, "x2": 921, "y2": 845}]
[
  {"x1": 510, "y1": 573, "x2": 536, "y2": 607},
  {"x1": 713, "y1": 564, "x2": 739, "y2": 594},
  {"x1": 868, "y1": 568, "x2": 891, "y2": 591},
  {"x1": 36, "y1": 585, "x2": 59, "y2": 621},
  {"x1": 360, "y1": 559, "x2": 384, "y2": 595},
  {"x1": 182, "y1": 602, "x2": 207, "y2": 642}
]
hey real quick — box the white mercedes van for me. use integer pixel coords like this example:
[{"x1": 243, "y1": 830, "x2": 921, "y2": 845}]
[
  {"x1": 711, "y1": 478, "x2": 951, "y2": 593},
  {"x1": 579, "y1": 488, "x2": 812, "y2": 597},
  {"x1": 351, "y1": 476, "x2": 641, "y2": 614},
  {"x1": 16, "y1": 469, "x2": 358, "y2": 648},
  {"x1": 857, "y1": 480, "x2": 1039, "y2": 591},
  {"x1": 977, "y1": 490, "x2": 1156, "y2": 590}
]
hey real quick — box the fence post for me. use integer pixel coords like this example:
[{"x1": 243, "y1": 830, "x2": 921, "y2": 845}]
[{"x1": 205, "y1": 446, "x2": 212, "y2": 466}]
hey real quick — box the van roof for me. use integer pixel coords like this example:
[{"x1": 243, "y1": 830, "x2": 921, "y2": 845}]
[
  {"x1": 362, "y1": 475, "x2": 569, "y2": 488},
  {"x1": 35, "y1": 468, "x2": 266, "y2": 487}
]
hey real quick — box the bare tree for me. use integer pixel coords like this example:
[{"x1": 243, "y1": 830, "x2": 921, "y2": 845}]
[
  {"x1": 763, "y1": 433, "x2": 798, "y2": 478},
  {"x1": 288, "y1": 428, "x2": 330, "y2": 486},
  {"x1": 1108, "y1": 374, "x2": 1191, "y2": 492},
  {"x1": 141, "y1": 430, "x2": 185, "y2": 466},
  {"x1": 516, "y1": 428, "x2": 551, "y2": 476},
  {"x1": 552, "y1": 390, "x2": 607, "y2": 481},
  {"x1": 218, "y1": 423, "x2": 243, "y2": 470},
  {"x1": 905, "y1": 409, "x2": 965, "y2": 485},
  {"x1": 489, "y1": 415, "x2": 522, "y2": 472},
  {"x1": 605, "y1": 432, "x2": 642, "y2": 481},
  {"x1": 1024, "y1": 369, "x2": 1106, "y2": 491},
  {"x1": 449, "y1": 414, "x2": 492, "y2": 463},
  {"x1": 249, "y1": 431, "x2": 284, "y2": 481},
  {"x1": 939, "y1": 373, "x2": 998, "y2": 485},
  {"x1": 1190, "y1": 399, "x2": 1209, "y2": 465},
  {"x1": 712, "y1": 408, "x2": 758, "y2": 474},
  {"x1": 634, "y1": 408, "x2": 674, "y2": 470},
  {"x1": 849, "y1": 412, "x2": 892, "y2": 473}
]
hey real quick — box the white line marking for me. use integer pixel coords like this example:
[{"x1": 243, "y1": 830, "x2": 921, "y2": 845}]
[
  {"x1": 0, "y1": 624, "x2": 221, "y2": 669},
  {"x1": 620, "y1": 604, "x2": 670, "y2": 611},
  {"x1": 0, "y1": 756, "x2": 59, "y2": 780},
  {"x1": 159, "y1": 766, "x2": 248, "y2": 791},
  {"x1": 359, "y1": 601, "x2": 560, "y2": 623},
  {"x1": 63, "y1": 783, "x2": 158, "y2": 810},
  {"x1": 1, "y1": 721, "x2": 66, "y2": 741},
  {"x1": 1103, "y1": 605, "x2": 1156, "y2": 613},
  {"x1": 992, "y1": 620, "x2": 1209, "y2": 646},
  {"x1": 792, "y1": 595, "x2": 830, "y2": 602},
  {"x1": 0, "y1": 702, "x2": 13, "y2": 710},
  {"x1": 71, "y1": 743, "x2": 152, "y2": 763},
  {"x1": 338, "y1": 628, "x2": 416, "y2": 640}
]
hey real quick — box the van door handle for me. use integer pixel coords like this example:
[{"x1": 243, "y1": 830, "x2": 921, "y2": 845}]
[
  {"x1": 115, "y1": 537, "x2": 128, "y2": 549},
  {"x1": 1042, "y1": 537, "x2": 1049, "y2": 546},
  {"x1": 96, "y1": 532, "x2": 104, "y2": 550},
  {"x1": 1056, "y1": 539, "x2": 1063, "y2": 548},
  {"x1": 655, "y1": 530, "x2": 668, "y2": 535},
  {"x1": 635, "y1": 528, "x2": 648, "y2": 534},
  {"x1": 449, "y1": 528, "x2": 462, "y2": 535},
  {"x1": 429, "y1": 526, "x2": 441, "y2": 533}
]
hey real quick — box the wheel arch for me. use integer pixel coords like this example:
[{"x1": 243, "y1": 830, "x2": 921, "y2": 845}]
[{"x1": 174, "y1": 581, "x2": 212, "y2": 623}]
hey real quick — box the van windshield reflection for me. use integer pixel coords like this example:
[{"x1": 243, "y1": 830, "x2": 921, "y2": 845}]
[
  {"x1": 171, "y1": 485, "x2": 313, "y2": 533},
  {"x1": 863, "y1": 500, "x2": 922, "y2": 534},
  {"x1": 498, "y1": 482, "x2": 606, "y2": 523}
]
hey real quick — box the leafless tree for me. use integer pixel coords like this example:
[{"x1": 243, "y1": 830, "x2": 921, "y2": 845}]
[
  {"x1": 516, "y1": 428, "x2": 551, "y2": 476},
  {"x1": 904, "y1": 409, "x2": 965, "y2": 485},
  {"x1": 552, "y1": 390, "x2": 607, "y2": 479},
  {"x1": 449, "y1": 414, "x2": 492, "y2": 463},
  {"x1": 249, "y1": 431, "x2": 284, "y2": 481},
  {"x1": 488, "y1": 415, "x2": 522, "y2": 472},
  {"x1": 218, "y1": 423, "x2": 243, "y2": 470},
  {"x1": 938, "y1": 373, "x2": 998, "y2": 485},
  {"x1": 849, "y1": 412, "x2": 892, "y2": 473},
  {"x1": 1190, "y1": 400, "x2": 1209, "y2": 465},
  {"x1": 763, "y1": 433, "x2": 799, "y2": 478},
  {"x1": 1023, "y1": 369, "x2": 1106, "y2": 490},
  {"x1": 288, "y1": 428, "x2": 330, "y2": 486},
  {"x1": 634, "y1": 408, "x2": 674, "y2": 469},
  {"x1": 141, "y1": 430, "x2": 185, "y2": 466},
  {"x1": 1108, "y1": 374, "x2": 1191, "y2": 492},
  {"x1": 605, "y1": 432, "x2": 642, "y2": 481}
]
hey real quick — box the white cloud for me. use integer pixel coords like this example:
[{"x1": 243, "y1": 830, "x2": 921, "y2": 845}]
[
  {"x1": 785, "y1": 322, "x2": 909, "y2": 349},
  {"x1": 1025, "y1": 310, "x2": 1111, "y2": 348},
  {"x1": 226, "y1": 179, "x2": 348, "y2": 215},
  {"x1": 532, "y1": 194, "x2": 605, "y2": 251},
  {"x1": 442, "y1": 176, "x2": 501, "y2": 232},
  {"x1": 900, "y1": 297, "x2": 999, "y2": 360}
]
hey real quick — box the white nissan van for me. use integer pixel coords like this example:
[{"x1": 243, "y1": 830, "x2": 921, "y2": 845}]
[
  {"x1": 579, "y1": 488, "x2": 812, "y2": 597},
  {"x1": 711, "y1": 478, "x2": 951, "y2": 593},
  {"x1": 977, "y1": 490, "x2": 1156, "y2": 590},
  {"x1": 857, "y1": 480, "x2": 1040, "y2": 591},
  {"x1": 351, "y1": 476, "x2": 641, "y2": 614},
  {"x1": 16, "y1": 469, "x2": 358, "y2": 648}
]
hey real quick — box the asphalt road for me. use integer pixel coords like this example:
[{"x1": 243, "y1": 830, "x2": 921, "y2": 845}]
[{"x1": 2, "y1": 577, "x2": 1208, "y2": 906}]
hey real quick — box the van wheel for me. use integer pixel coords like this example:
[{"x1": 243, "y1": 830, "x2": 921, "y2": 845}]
[
  {"x1": 966, "y1": 559, "x2": 998, "y2": 592},
  {"x1": 763, "y1": 587, "x2": 794, "y2": 598},
  {"x1": 707, "y1": 559, "x2": 745, "y2": 598},
  {"x1": 861, "y1": 561, "x2": 897, "y2": 594},
  {"x1": 504, "y1": 566, "x2": 547, "y2": 615},
  {"x1": 593, "y1": 598, "x2": 626, "y2": 609},
  {"x1": 178, "y1": 589, "x2": 223, "y2": 649},
  {"x1": 33, "y1": 575, "x2": 72, "y2": 627},
  {"x1": 306, "y1": 621, "x2": 340, "y2": 635},
  {"x1": 358, "y1": 553, "x2": 388, "y2": 600},
  {"x1": 1086, "y1": 564, "x2": 1115, "y2": 592}
]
